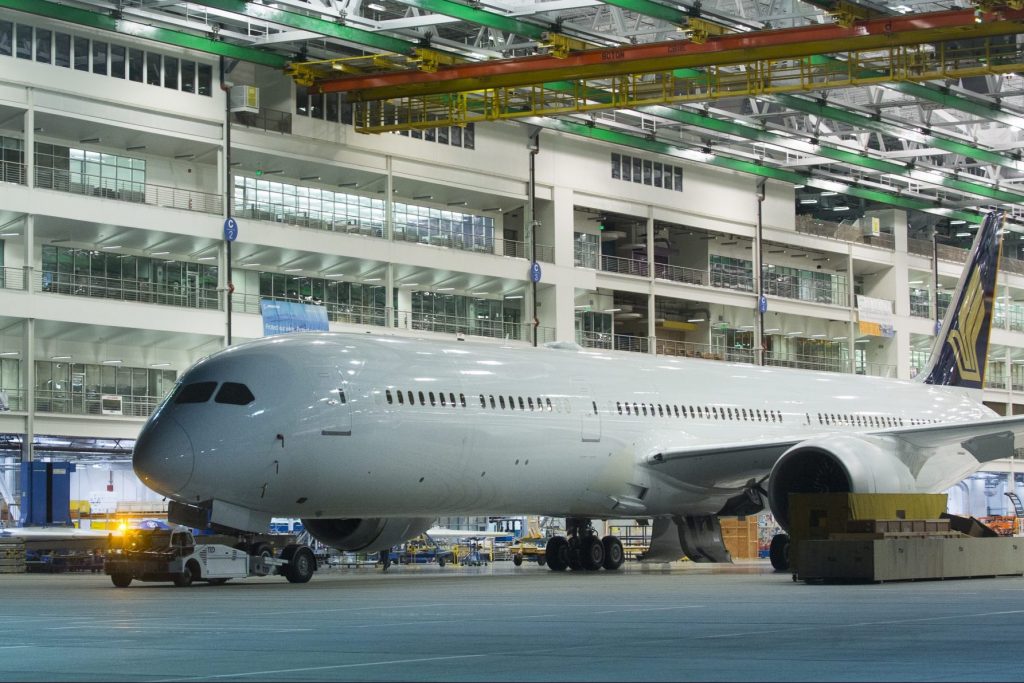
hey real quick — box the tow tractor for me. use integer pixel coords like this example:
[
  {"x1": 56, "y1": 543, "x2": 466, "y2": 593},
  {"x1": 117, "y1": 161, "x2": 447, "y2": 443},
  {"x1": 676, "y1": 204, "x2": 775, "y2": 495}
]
[{"x1": 104, "y1": 527, "x2": 316, "y2": 587}]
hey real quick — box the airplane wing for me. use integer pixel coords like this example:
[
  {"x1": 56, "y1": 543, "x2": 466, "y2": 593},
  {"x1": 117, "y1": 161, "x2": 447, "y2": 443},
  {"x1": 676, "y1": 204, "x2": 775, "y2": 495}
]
[{"x1": 644, "y1": 414, "x2": 1024, "y2": 490}]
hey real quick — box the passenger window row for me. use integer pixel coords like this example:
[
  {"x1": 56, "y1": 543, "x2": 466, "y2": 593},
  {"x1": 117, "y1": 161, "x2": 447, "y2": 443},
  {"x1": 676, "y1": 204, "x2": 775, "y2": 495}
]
[
  {"x1": 816, "y1": 413, "x2": 936, "y2": 428},
  {"x1": 384, "y1": 388, "x2": 573, "y2": 413},
  {"x1": 615, "y1": 401, "x2": 783, "y2": 423},
  {"x1": 386, "y1": 388, "x2": 467, "y2": 408}
]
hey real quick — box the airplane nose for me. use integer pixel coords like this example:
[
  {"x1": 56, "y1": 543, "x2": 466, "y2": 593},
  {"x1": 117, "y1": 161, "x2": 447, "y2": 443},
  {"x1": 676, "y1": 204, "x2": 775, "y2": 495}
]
[{"x1": 133, "y1": 415, "x2": 195, "y2": 495}]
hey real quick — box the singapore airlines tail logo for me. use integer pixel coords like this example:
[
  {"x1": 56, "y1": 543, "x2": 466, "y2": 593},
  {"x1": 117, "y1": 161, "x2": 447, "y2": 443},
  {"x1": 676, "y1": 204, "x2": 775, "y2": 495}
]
[{"x1": 946, "y1": 269, "x2": 985, "y2": 383}]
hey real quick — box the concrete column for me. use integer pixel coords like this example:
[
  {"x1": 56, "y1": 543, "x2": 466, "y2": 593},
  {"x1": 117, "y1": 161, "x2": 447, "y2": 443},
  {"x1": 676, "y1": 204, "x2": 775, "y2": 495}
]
[
  {"x1": 551, "y1": 186, "x2": 575, "y2": 268},
  {"x1": 646, "y1": 207, "x2": 656, "y2": 354},
  {"x1": 384, "y1": 156, "x2": 393, "y2": 241},
  {"x1": 22, "y1": 318, "x2": 34, "y2": 464},
  {"x1": 24, "y1": 91, "x2": 33, "y2": 189}
]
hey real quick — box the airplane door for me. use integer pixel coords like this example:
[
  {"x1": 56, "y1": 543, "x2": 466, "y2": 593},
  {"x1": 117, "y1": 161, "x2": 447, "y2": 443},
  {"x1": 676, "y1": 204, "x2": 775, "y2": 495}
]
[
  {"x1": 307, "y1": 366, "x2": 352, "y2": 436},
  {"x1": 575, "y1": 380, "x2": 601, "y2": 443}
]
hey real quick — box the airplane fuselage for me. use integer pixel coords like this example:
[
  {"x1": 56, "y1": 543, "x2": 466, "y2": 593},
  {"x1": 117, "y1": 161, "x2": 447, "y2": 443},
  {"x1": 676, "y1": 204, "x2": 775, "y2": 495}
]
[{"x1": 135, "y1": 333, "x2": 993, "y2": 521}]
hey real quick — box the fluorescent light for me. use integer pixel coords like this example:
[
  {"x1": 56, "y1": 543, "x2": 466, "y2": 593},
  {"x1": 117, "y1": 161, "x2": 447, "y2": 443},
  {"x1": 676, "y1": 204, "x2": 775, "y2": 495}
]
[
  {"x1": 956, "y1": 232, "x2": 970, "y2": 237},
  {"x1": 400, "y1": 282, "x2": 419, "y2": 287},
  {"x1": 300, "y1": 175, "x2": 320, "y2": 181},
  {"x1": 833, "y1": 206, "x2": 850, "y2": 211},
  {"x1": 240, "y1": 262, "x2": 260, "y2": 267},
  {"x1": 364, "y1": 278, "x2": 382, "y2": 282},
  {"x1": 50, "y1": 355, "x2": 71, "y2": 360},
  {"x1": 950, "y1": 220, "x2": 967, "y2": 225},
  {"x1": 687, "y1": 318, "x2": 705, "y2": 323},
  {"x1": 505, "y1": 295, "x2": 524, "y2": 300},
  {"x1": 436, "y1": 287, "x2": 454, "y2": 291},
  {"x1": 150, "y1": 363, "x2": 171, "y2": 368},
  {"x1": 367, "y1": 2, "x2": 385, "y2": 9},
  {"x1": 284, "y1": 268, "x2": 302, "y2": 272},
  {"x1": 79, "y1": 137, "x2": 100, "y2": 144},
  {"x1": 0, "y1": 232, "x2": 19, "y2": 237},
  {"x1": 482, "y1": 207, "x2": 502, "y2": 212},
  {"x1": 446, "y1": 201, "x2": 468, "y2": 207},
  {"x1": 151, "y1": 251, "x2": 170, "y2": 256},
  {"x1": 126, "y1": 145, "x2": 147, "y2": 151},
  {"x1": 820, "y1": 191, "x2": 838, "y2": 196},
  {"x1": 198, "y1": 256, "x2": 217, "y2": 261},
  {"x1": 174, "y1": 153, "x2": 195, "y2": 160},
  {"x1": 0, "y1": 351, "x2": 18, "y2": 357},
  {"x1": 338, "y1": 182, "x2": 358, "y2": 187},
  {"x1": 102, "y1": 359, "x2": 123, "y2": 365},
  {"x1": 414, "y1": 195, "x2": 433, "y2": 200},
  {"x1": 799, "y1": 199, "x2": 818, "y2": 205},
  {"x1": 101, "y1": 245, "x2": 122, "y2": 250},
  {"x1": 261, "y1": 169, "x2": 283, "y2": 175}
]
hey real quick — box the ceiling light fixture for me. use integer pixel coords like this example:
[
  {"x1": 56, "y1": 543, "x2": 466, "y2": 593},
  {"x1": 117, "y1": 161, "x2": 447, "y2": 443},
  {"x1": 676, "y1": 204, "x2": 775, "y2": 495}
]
[
  {"x1": 126, "y1": 145, "x2": 147, "y2": 151},
  {"x1": 261, "y1": 169, "x2": 284, "y2": 175},
  {"x1": 0, "y1": 351, "x2": 19, "y2": 357},
  {"x1": 447, "y1": 201, "x2": 468, "y2": 207},
  {"x1": 102, "y1": 359, "x2": 123, "y2": 365},
  {"x1": 300, "y1": 175, "x2": 320, "y2": 181},
  {"x1": 414, "y1": 194, "x2": 433, "y2": 200},
  {"x1": 367, "y1": 2, "x2": 386, "y2": 10},
  {"x1": 174, "y1": 153, "x2": 195, "y2": 160},
  {"x1": 482, "y1": 207, "x2": 502, "y2": 212},
  {"x1": 198, "y1": 256, "x2": 217, "y2": 261},
  {"x1": 50, "y1": 355, "x2": 71, "y2": 360},
  {"x1": 284, "y1": 268, "x2": 302, "y2": 272},
  {"x1": 79, "y1": 137, "x2": 100, "y2": 144},
  {"x1": 150, "y1": 251, "x2": 170, "y2": 256},
  {"x1": 150, "y1": 363, "x2": 171, "y2": 368},
  {"x1": 338, "y1": 182, "x2": 358, "y2": 187}
]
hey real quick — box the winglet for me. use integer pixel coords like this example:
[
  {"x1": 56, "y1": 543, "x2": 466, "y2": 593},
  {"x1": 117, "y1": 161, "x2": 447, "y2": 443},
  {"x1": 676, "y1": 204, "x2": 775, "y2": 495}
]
[{"x1": 919, "y1": 210, "x2": 1004, "y2": 389}]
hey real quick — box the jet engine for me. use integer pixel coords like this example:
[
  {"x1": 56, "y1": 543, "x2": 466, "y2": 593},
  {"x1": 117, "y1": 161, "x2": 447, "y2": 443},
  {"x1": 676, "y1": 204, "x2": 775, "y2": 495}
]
[
  {"x1": 301, "y1": 517, "x2": 435, "y2": 553},
  {"x1": 766, "y1": 434, "x2": 916, "y2": 531}
]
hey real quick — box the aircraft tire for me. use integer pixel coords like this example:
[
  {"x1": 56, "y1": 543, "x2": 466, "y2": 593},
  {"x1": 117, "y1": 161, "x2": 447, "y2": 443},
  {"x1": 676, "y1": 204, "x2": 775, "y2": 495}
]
[
  {"x1": 110, "y1": 574, "x2": 132, "y2": 588},
  {"x1": 545, "y1": 536, "x2": 569, "y2": 571},
  {"x1": 438, "y1": 556, "x2": 446, "y2": 568},
  {"x1": 282, "y1": 545, "x2": 316, "y2": 584},
  {"x1": 769, "y1": 533, "x2": 791, "y2": 572},
  {"x1": 602, "y1": 536, "x2": 625, "y2": 570},
  {"x1": 580, "y1": 535, "x2": 604, "y2": 571},
  {"x1": 566, "y1": 537, "x2": 584, "y2": 571},
  {"x1": 173, "y1": 562, "x2": 196, "y2": 587},
  {"x1": 512, "y1": 554, "x2": 523, "y2": 566}
]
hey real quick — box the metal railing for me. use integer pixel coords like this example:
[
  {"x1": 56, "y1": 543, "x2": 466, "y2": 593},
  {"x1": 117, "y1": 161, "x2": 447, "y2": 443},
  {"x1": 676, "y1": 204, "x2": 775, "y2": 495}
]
[
  {"x1": 0, "y1": 388, "x2": 24, "y2": 412},
  {"x1": 601, "y1": 254, "x2": 649, "y2": 277},
  {"x1": 710, "y1": 265, "x2": 755, "y2": 292},
  {"x1": 236, "y1": 204, "x2": 385, "y2": 237},
  {"x1": 762, "y1": 267, "x2": 846, "y2": 305},
  {"x1": 858, "y1": 362, "x2": 898, "y2": 378},
  {"x1": 394, "y1": 228, "x2": 494, "y2": 253},
  {"x1": 37, "y1": 271, "x2": 221, "y2": 311},
  {"x1": 231, "y1": 107, "x2": 293, "y2": 134},
  {"x1": 502, "y1": 240, "x2": 555, "y2": 263},
  {"x1": 795, "y1": 215, "x2": 895, "y2": 250},
  {"x1": 33, "y1": 390, "x2": 161, "y2": 418},
  {"x1": 579, "y1": 333, "x2": 652, "y2": 354},
  {"x1": 1, "y1": 160, "x2": 26, "y2": 186},
  {"x1": 34, "y1": 168, "x2": 222, "y2": 215},
  {"x1": 655, "y1": 263, "x2": 707, "y2": 286},
  {"x1": 574, "y1": 244, "x2": 600, "y2": 269},
  {"x1": 765, "y1": 351, "x2": 847, "y2": 373},
  {"x1": 0, "y1": 267, "x2": 26, "y2": 292}
]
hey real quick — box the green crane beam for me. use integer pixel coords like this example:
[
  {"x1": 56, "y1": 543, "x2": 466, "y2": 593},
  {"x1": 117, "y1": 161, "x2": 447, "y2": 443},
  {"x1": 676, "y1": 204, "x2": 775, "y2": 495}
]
[
  {"x1": 0, "y1": 0, "x2": 288, "y2": 67},
  {"x1": 775, "y1": 94, "x2": 1024, "y2": 174},
  {"x1": 596, "y1": 0, "x2": 688, "y2": 25},
  {"x1": 636, "y1": 104, "x2": 1024, "y2": 204},
  {"x1": 188, "y1": 0, "x2": 419, "y2": 55},
  {"x1": 528, "y1": 117, "x2": 984, "y2": 223},
  {"x1": 391, "y1": 0, "x2": 550, "y2": 40}
]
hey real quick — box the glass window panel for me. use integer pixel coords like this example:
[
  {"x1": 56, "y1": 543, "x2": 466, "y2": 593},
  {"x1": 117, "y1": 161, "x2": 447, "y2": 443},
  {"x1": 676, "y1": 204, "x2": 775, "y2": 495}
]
[
  {"x1": 110, "y1": 44, "x2": 125, "y2": 78},
  {"x1": 611, "y1": 153, "x2": 620, "y2": 179},
  {"x1": 326, "y1": 92, "x2": 339, "y2": 121},
  {"x1": 16, "y1": 24, "x2": 31, "y2": 60},
  {"x1": 674, "y1": 166, "x2": 683, "y2": 191},
  {"x1": 146, "y1": 52, "x2": 161, "y2": 85},
  {"x1": 632, "y1": 157, "x2": 641, "y2": 182},
  {"x1": 181, "y1": 60, "x2": 195, "y2": 93},
  {"x1": 35, "y1": 29, "x2": 50, "y2": 64},
  {"x1": 450, "y1": 125, "x2": 462, "y2": 146},
  {"x1": 197, "y1": 63, "x2": 212, "y2": 96},
  {"x1": 438, "y1": 127, "x2": 449, "y2": 144},
  {"x1": 643, "y1": 159, "x2": 652, "y2": 185},
  {"x1": 54, "y1": 32, "x2": 69, "y2": 67},
  {"x1": 92, "y1": 41, "x2": 107, "y2": 75},
  {"x1": 0, "y1": 21, "x2": 11, "y2": 57},
  {"x1": 164, "y1": 56, "x2": 178, "y2": 89},
  {"x1": 73, "y1": 36, "x2": 88, "y2": 70},
  {"x1": 463, "y1": 122, "x2": 475, "y2": 149},
  {"x1": 653, "y1": 162, "x2": 662, "y2": 188},
  {"x1": 128, "y1": 48, "x2": 143, "y2": 82}
]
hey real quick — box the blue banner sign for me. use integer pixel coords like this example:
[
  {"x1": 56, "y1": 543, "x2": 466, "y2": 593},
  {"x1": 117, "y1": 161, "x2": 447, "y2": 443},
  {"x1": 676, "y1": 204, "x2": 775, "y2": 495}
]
[{"x1": 260, "y1": 299, "x2": 329, "y2": 336}]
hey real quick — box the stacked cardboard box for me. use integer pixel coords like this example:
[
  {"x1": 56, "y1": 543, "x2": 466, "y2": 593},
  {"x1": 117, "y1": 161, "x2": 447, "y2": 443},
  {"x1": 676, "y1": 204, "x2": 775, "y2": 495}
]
[{"x1": 0, "y1": 539, "x2": 26, "y2": 573}]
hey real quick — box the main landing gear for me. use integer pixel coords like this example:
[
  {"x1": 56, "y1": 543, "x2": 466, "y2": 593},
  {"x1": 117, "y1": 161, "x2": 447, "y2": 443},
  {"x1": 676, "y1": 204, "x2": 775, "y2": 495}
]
[{"x1": 544, "y1": 518, "x2": 625, "y2": 572}]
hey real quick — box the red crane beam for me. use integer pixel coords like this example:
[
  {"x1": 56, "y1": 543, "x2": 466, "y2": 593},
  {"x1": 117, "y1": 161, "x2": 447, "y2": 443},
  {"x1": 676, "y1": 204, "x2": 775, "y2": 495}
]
[{"x1": 315, "y1": 7, "x2": 1024, "y2": 100}]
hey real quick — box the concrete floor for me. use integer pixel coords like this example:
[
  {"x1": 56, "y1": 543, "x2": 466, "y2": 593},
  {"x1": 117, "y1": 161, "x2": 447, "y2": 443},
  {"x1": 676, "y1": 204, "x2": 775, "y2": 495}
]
[{"x1": 1, "y1": 561, "x2": 1023, "y2": 681}]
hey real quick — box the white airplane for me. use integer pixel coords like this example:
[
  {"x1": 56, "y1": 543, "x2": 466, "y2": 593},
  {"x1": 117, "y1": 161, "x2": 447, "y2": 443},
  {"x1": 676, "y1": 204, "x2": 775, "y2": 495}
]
[{"x1": 133, "y1": 210, "x2": 1024, "y2": 572}]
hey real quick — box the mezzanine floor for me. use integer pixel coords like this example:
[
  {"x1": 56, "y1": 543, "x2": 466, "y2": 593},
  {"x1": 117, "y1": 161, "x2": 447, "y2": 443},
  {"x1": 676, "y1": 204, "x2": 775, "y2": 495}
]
[{"x1": 1, "y1": 560, "x2": 1022, "y2": 682}]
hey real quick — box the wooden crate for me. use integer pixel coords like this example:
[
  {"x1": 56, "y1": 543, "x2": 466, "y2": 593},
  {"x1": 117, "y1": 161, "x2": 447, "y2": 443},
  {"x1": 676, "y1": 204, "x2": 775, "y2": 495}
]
[{"x1": 720, "y1": 517, "x2": 760, "y2": 559}]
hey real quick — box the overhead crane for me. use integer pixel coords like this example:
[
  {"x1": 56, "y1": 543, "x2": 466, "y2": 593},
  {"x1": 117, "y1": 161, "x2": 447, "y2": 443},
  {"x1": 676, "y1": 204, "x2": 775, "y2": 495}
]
[{"x1": 296, "y1": 6, "x2": 1024, "y2": 134}]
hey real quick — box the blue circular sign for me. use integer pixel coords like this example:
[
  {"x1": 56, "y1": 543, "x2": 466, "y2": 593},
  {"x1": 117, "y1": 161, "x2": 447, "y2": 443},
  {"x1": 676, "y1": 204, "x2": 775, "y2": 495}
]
[
  {"x1": 223, "y1": 217, "x2": 239, "y2": 242},
  {"x1": 530, "y1": 261, "x2": 542, "y2": 283},
  {"x1": 758, "y1": 294, "x2": 767, "y2": 313}
]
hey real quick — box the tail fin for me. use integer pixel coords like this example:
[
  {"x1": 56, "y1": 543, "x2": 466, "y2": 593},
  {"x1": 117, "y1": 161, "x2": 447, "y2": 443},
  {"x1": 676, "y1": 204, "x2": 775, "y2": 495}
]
[{"x1": 919, "y1": 210, "x2": 1004, "y2": 389}]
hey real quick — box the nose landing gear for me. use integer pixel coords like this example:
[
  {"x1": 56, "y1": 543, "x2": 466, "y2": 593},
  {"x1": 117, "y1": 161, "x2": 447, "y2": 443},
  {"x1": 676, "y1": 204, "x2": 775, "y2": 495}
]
[{"x1": 544, "y1": 518, "x2": 625, "y2": 572}]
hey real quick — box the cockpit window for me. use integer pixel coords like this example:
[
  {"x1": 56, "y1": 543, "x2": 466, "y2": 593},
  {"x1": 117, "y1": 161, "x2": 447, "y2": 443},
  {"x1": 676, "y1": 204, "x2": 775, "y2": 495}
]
[
  {"x1": 215, "y1": 382, "x2": 255, "y2": 405},
  {"x1": 175, "y1": 381, "x2": 218, "y2": 404}
]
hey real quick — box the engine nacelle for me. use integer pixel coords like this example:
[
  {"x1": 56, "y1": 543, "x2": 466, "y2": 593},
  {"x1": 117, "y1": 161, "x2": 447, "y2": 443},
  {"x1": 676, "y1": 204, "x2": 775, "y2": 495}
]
[
  {"x1": 301, "y1": 517, "x2": 435, "y2": 553},
  {"x1": 767, "y1": 434, "x2": 917, "y2": 532}
]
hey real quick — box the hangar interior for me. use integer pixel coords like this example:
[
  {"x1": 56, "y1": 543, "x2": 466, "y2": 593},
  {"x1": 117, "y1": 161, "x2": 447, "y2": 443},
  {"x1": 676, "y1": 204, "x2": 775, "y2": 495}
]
[{"x1": 1, "y1": 0, "x2": 1024, "y2": 539}]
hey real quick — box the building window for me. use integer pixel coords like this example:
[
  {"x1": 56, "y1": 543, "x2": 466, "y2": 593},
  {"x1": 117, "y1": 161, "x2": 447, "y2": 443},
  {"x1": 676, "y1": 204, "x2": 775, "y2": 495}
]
[
  {"x1": 0, "y1": 21, "x2": 12, "y2": 57},
  {"x1": 146, "y1": 52, "x2": 161, "y2": 85},
  {"x1": 110, "y1": 44, "x2": 125, "y2": 78},
  {"x1": 15, "y1": 24, "x2": 31, "y2": 60},
  {"x1": 92, "y1": 41, "x2": 107, "y2": 76},
  {"x1": 54, "y1": 32, "x2": 69, "y2": 67},
  {"x1": 35, "y1": 29, "x2": 50, "y2": 64},
  {"x1": 73, "y1": 36, "x2": 88, "y2": 71},
  {"x1": 164, "y1": 56, "x2": 178, "y2": 89},
  {"x1": 197, "y1": 63, "x2": 212, "y2": 95},
  {"x1": 181, "y1": 60, "x2": 196, "y2": 93},
  {"x1": 128, "y1": 48, "x2": 143, "y2": 82}
]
